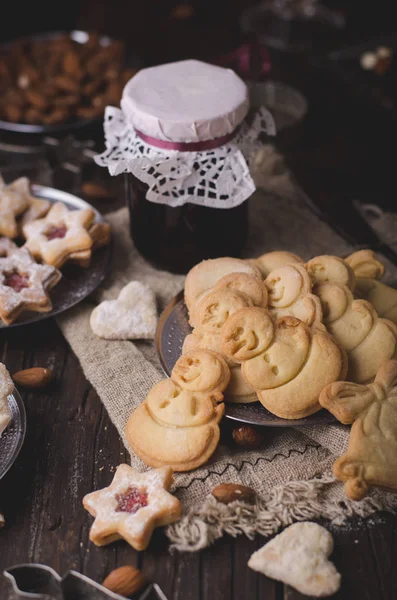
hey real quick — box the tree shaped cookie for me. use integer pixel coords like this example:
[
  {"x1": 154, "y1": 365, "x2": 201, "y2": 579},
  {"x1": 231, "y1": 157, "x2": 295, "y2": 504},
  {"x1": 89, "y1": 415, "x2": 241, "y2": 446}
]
[
  {"x1": 265, "y1": 263, "x2": 324, "y2": 329},
  {"x1": 83, "y1": 464, "x2": 181, "y2": 550},
  {"x1": 320, "y1": 360, "x2": 397, "y2": 500},
  {"x1": 221, "y1": 307, "x2": 347, "y2": 419},
  {"x1": 0, "y1": 175, "x2": 30, "y2": 238},
  {"x1": 0, "y1": 247, "x2": 61, "y2": 325},
  {"x1": 125, "y1": 350, "x2": 230, "y2": 471},
  {"x1": 23, "y1": 202, "x2": 95, "y2": 268}
]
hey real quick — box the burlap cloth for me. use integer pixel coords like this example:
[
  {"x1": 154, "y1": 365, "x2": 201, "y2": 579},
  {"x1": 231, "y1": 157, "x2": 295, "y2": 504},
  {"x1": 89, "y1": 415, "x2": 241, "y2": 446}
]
[{"x1": 57, "y1": 148, "x2": 397, "y2": 551}]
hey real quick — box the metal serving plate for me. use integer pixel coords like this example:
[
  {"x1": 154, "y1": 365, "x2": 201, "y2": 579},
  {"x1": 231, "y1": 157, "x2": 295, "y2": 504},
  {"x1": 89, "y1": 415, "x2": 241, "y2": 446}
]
[
  {"x1": 156, "y1": 291, "x2": 336, "y2": 427},
  {"x1": 0, "y1": 184, "x2": 112, "y2": 330},
  {"x1": 0, "y1": 388, "x2": 26, "y2": 479}
]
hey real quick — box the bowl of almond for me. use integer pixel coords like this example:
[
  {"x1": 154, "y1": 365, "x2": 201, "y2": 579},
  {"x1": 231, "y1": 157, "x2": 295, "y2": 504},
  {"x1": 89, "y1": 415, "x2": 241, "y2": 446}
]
[{"x1": 0, "y1": 30, "x2": 138, "y2": 135}]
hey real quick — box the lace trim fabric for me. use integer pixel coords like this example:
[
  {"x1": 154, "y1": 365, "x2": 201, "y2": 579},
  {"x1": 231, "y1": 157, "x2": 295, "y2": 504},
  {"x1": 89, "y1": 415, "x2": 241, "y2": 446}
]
[{"x1": 95, "y1": 106, "x2": 276, "y2": 208}]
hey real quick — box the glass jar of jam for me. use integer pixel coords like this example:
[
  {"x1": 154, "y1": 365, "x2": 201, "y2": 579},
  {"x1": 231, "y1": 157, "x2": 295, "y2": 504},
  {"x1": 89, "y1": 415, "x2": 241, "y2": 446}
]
[
  {"x1": 96, "y1": 59, "x2": 275, "y2": 273},
  {"x1": 125, "y1": 175, "x2": 249, "y2": 273}
]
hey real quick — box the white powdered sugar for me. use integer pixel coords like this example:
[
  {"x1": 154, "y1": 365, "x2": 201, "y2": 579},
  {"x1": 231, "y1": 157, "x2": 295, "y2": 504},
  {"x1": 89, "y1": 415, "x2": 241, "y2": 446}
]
[
  {"x1": 248, "y1": 522, "x2": 341, "y2": 597},
  {"x1": 90, "y1": 281, "x2": 157, "y2": 340}
]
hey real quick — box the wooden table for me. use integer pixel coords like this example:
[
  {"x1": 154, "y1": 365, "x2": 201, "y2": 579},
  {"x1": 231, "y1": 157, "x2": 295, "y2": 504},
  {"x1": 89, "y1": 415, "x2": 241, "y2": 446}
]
[{"x1": 1, "y1": 15, "x2": 397, "y2": 600}]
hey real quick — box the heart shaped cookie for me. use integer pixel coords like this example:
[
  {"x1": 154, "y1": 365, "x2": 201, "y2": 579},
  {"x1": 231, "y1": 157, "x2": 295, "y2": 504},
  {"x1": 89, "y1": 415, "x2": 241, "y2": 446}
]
[
  {"x1": 90, "y1": 281, "x2": 157, "y2": 340},
  {"x1": 248, "y1": 522, "x2": 341, "y2": 597}
]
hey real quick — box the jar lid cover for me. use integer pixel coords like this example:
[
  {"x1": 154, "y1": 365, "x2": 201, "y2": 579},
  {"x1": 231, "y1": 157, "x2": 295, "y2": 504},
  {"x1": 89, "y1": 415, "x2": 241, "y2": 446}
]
[{"x1": 120, "y1": 59, "x2": 249, "y2": 143}]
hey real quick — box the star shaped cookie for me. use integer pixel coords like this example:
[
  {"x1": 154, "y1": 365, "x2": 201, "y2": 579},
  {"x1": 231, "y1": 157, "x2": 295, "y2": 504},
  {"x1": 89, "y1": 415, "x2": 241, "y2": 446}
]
[
  {"x1": 11, "y1": 177, "x2": 51, "y2": 232},
  {"x1": 23, "y1": 202, "x2": 95, "y2": 268},
  {"x1": 0, "y1": 247, "x2": 62, "y2": 325},
  {"x1": 0, "y1": 363, "x2": 13, "y2": 437},
  {"x1": 83, "y1": 464, "x2": 182, "y2": 551},
  {"x1": 0, "y1": 175, "x2": 30, "y2": 238}
]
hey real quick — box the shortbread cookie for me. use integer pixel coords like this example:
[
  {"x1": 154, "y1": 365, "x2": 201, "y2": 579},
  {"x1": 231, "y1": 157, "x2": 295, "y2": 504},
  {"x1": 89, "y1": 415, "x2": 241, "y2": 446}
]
[
  {"x1": 0, "y1": 363, "x2": 13, "y2": 437},
  {"x1": 248, "y1": 522, "x2": 341, "y2": 597},
  {"x1": 345, "y1": 249, "x2": 385, "y2": 280},
  {"x1": 183, "y1": 287, "x2": 257, "y2": 400},
  {"x1": 222, "y1": 308, "x2": 347, "y2": 419},
  {"x1": 306, "y1": 254, "x2": 356, "y2": 290},
  {"x1": 90, "y1": 281, "x2": 157, "y2": 340},
  {"x1": 214, "y1": 272, "x2": 268, "y2": 308},
  {"x1": 0, "y1": 175, "x2": 30, "y2": 238},
  {"x1": 23, "y1": 202, "x2": 95, "y2": 268},
  {"x1": 355, "y1": 278, "x2": 397, "y2": 325},
  {"x1": 69, "y1": 222, "x2": 111, "y2": 268},
  {"x1": 315, "y1": 282, "x2": 397, "y2": 383},
  {"x1": 0, "y1": 247, "x2": 61, "y2": 325},
  {"x1": 184, "y1": 257, "x2": 261, "y2": 326},
  {"x1": 250, "y1": 250, "x2": 303, "y2": 278},
  {"x1": 320, "y1": 360, "x2": 397, "y2": 500},
  {"x1": 125, "y1": 350, "x2": 230, "y2": 471},
  {"x1": 83, "y1": 464, "x2": 181, "y2": 550},
  {"x1": 11, "y1": 177, "x2": 51, "y2": 232},
  {"x1": 265, "y1": 263, "x2": 324, "y2": 328}
]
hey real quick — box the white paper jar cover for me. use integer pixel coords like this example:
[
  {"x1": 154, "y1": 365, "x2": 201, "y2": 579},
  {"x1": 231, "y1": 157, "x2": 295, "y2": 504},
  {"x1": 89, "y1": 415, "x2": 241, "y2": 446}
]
[{"x1": 96, "y1": 59, "x2": 276, "y2": 208}]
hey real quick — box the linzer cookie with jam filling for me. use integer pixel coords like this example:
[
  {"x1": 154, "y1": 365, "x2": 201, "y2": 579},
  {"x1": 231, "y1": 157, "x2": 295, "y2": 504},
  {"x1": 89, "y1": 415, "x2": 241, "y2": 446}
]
[
  {"x1": 0, "y1": 363, "x2": 13, "y2": 437},
  {"x1": 126, "y1": 350, "x2": 230, "y2": 471},
  {"x1": 0, "y1": 247, "x2": 61, "y2": 325},
  {"x1": 83, "y1": 464, "x2": 181, "y2": 551},
  {"x1": 23, "y1": 202, "x2": 95, "y2": 268}
]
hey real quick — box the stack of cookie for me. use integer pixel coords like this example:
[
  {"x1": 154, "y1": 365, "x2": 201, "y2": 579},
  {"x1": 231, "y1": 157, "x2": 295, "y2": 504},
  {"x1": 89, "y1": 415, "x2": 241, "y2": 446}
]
[
  {"x1": 0, "y1": 175, "x2": 110, "y2": 325},
  {"x1": 125, "y1": 249, "x2": 397, "y2": 502}
]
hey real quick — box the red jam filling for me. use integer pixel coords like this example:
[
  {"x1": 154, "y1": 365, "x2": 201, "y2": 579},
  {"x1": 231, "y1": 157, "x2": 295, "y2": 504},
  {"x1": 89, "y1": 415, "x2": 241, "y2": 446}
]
[
  {"x1": 3, "y1": 271, "x2": 30, "y2": 292},
  {"x1": 45, "y1": 224, "x2": 67, "y2": 240},
  {"x1": 115, "y1": 486, "x2": 149, "y2": 514}
]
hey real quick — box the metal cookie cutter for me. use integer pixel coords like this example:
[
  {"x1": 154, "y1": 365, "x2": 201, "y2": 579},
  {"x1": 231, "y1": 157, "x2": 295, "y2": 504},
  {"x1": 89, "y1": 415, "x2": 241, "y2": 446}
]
[{"x1": 4, "y1": 564, "x2": 168, "y2": 600}]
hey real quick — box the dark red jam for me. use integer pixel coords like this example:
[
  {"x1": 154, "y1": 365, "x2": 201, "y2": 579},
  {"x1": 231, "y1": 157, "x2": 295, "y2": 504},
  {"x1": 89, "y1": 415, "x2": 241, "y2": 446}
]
[
  {"x1": 115, "y1": 486, "x2": 148, "y2": 514},
  {"x1": 3, "y1": 271, "x2": 30, "y2": 292},
  {"x1": 45, "y1": 224, "x2": 67, "y2": 240},
  {"x1": 126, "y1": 175, "x2": 249, "y2": 274}
]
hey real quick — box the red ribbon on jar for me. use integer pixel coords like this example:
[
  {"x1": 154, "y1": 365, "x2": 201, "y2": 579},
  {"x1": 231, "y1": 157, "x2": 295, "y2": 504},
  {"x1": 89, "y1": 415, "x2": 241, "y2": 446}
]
[{"x1": 135, "y1": 128, "x2": 238, "y2": 152}]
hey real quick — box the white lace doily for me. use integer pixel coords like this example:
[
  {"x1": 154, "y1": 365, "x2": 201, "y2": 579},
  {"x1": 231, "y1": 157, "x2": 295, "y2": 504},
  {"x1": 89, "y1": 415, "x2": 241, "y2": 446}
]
[{"x1": 95, "y1": 106, "x2": 276, "y2": 208}]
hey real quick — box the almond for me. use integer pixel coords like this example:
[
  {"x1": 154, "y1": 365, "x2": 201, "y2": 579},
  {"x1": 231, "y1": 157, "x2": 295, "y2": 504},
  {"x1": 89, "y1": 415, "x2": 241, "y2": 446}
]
[
  {"x1": 232, "y1": 425, "x2": 263, "y2": 449},
  {"x1": 13, "y1": 367, "x2": 53, "y2": 389},
  {"x1": 212, "y1": 483, "x2": 256, "y2": 505},
  {"x1": 102, "y1": 566, "x2": 145, "y2": 597}
]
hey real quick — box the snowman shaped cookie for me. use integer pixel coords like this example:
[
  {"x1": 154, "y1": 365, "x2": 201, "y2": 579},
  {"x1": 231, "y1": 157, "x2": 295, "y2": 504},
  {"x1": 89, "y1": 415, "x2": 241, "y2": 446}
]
[
  {"x1": 125, "y1": 350, "x2": 230, "y2": 471},
  {"x1": 221, "y1": 307, "x2": 347, "y2": 419},
  {"x1": 265, "y1": 263, "x2": 324, "y2": 329},
  {"x1": 307, "y1": 255, "x2": 397, "y2": 383}
]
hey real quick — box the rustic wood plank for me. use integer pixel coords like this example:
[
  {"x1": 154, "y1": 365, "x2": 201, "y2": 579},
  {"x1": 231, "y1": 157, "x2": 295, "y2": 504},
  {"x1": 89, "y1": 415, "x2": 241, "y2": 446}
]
[
  {"x1": 201, "y1": 535, "x2": 233, "y2": 600},
  {"x1": 232, "y1": 534, "x2": 259, "y2": 600}
]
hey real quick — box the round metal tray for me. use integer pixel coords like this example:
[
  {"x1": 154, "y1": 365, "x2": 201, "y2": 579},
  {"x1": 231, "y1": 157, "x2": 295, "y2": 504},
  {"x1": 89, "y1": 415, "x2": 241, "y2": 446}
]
[
  {"x1": 0, "y1": 388, "x2": 26, "y2": 479},
  {"x1": 156, "y1": 291, "x2": 336, "y2": 427},
  {"x1": 0, "y1": 185, "x2": 112, "y2": 329},
  {"x1": 0, "y1": 30, "x2": 115, "y2": 136}
]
